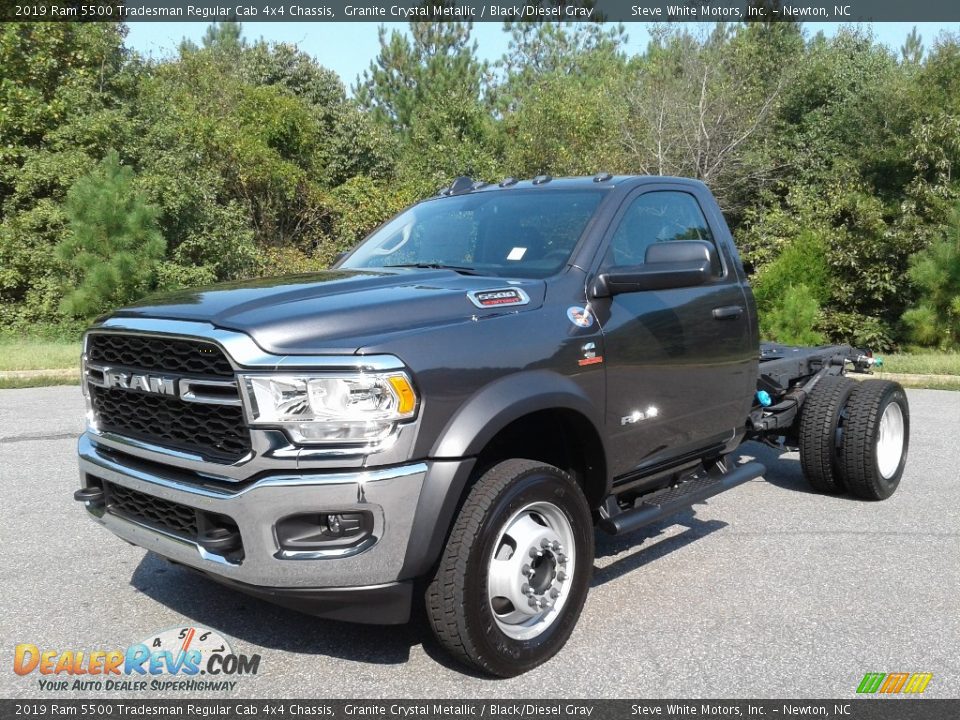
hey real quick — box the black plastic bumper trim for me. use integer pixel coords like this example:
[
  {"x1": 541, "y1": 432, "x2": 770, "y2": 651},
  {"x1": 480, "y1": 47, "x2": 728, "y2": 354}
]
[{"x1": 187, "y1": 568, "x2": 413, "y2": 625}]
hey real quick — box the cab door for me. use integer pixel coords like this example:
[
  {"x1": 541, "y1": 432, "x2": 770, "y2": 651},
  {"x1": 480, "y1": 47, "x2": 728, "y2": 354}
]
[{"x1": 590, "y1": 185, "x2": 755, "y2": 480}]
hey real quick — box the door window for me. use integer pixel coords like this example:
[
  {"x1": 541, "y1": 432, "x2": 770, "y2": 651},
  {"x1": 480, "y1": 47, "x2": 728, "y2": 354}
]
[{"x1": 604, "y1": 191, "x2": 723, "y2": 275}]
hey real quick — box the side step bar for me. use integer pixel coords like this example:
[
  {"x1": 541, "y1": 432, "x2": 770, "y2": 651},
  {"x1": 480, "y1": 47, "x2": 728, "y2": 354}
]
[{"x1": 600, "y1": 461, "x2": 766, "y2": 535}]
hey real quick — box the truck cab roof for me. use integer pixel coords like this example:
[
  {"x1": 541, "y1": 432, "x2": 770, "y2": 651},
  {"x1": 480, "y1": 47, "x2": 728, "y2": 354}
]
[{"x1": 433, "y1": 174, "x2": 710, "y2": 198}]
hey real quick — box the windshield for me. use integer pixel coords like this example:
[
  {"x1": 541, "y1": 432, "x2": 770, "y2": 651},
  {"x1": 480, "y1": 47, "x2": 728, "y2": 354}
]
[{"x1": 340, "y1": 189, "x2": 607, "y2": 279}]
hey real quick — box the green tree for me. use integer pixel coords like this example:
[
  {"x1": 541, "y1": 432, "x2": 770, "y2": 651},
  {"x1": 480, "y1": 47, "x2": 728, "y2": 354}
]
[
  {"x1": 202, "y1": 21, "x2": 243, "y2": 50},
  {"x1": 752, "y1": 230, "x2": 830, "y2": 344},
  {"x1": 501, "y1": 67, "x2": 622, "y2": 178},
  {"x1": 402, "y1": 87, "x2": 502, "y2": 195},
  {"x1": 56, "y1": 151, "x2": 165, "y2": 318},
  {"x1": 239, "y1": 40, "x2": 396, "y2": 186},
  {"x1": 355, "y1": 21, "x2": 487, "y2": 136},
  {"x1": 179, "y1": 20, "x2": 244, "y2": 54},
  {"x1": 496, "y1": 20, "x2": 626, "y2": 97},
  {"x1": 763, "y1": 284, "x2": 826, "y2": 346},
  {"x1": 492, "y1": 23, "x2": 628, "y2": 180},
  {"x1": 901, "y1": 27, "x2": 924, "y2": 64},
  {"x1": 2, "y1": 19, "x2": 960, "y2": 350},
  {"x1": 738, "y1": 27, "x2": 945, "y2": 348},
  {"x1": 619, "y1": 24, "x2": 793, "y2": 215},
  {"x1": 902, "y1": 208, "x2": 960, "y2": 349},
  {"x1": 0, "y1": 22, "x2": 131, "y2": 332}
]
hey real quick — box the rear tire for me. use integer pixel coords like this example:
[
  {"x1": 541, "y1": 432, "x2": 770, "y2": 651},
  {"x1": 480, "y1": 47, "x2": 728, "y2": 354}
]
[
  {"x1": 799, "y1": 375, "x2": 857, "y2": 494},
  {"x1": 426, "y1": 459, "x2": 594, "y2": 677},
  {"x1": 841, "y1": 380, "x2": 909, "y2": 500}
]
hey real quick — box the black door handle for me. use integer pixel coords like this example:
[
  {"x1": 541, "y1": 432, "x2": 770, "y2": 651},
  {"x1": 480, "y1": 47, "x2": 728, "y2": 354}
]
[{"x1": 712, "y1": 305, "x2": 744, "y2": 320}]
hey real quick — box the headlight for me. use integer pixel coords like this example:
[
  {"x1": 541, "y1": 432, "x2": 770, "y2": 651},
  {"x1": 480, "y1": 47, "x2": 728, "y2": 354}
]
[{"x1": 239, "y1": 372, "x2": 418, "y2": 445}]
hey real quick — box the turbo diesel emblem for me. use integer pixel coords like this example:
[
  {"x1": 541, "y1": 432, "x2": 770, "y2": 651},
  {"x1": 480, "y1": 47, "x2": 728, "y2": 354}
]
[{"x1": 102, "y1": 369, "x2": 177, "y2": 396}]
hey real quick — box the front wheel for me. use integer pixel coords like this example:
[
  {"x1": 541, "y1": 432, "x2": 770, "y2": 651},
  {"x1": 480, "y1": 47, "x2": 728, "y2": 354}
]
[{"x1": 426, "y1": 459, "x2": 594, "y2": 677}]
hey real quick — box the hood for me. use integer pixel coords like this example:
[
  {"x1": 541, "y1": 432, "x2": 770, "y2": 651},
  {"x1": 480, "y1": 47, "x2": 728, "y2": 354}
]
[{"x1": 113, "y1": 269, "x2": 546, "y2": 355}]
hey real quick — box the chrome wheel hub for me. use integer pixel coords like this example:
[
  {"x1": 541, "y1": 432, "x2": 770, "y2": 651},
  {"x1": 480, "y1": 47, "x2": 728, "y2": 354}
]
[
  {"x1": 487, "y1": 501, "x2": 576, "y2": 641},
  {"x1": 876, "y1": 401, "x2": 905, "y2": 479}
]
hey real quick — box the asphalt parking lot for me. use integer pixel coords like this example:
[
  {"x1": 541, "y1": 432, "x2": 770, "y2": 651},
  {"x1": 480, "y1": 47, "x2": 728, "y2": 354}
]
[{"x1": 2, "y1": 385, "x2": 958, "y2": 699}]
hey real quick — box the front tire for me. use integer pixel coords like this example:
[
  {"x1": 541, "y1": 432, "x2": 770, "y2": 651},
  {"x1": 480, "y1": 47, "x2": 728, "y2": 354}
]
[{"x1": 426, "y1": 459, "x2": 594, "y2": 677}]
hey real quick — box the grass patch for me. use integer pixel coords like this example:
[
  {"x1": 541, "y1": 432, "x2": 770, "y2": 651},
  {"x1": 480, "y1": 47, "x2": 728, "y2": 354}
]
[
  {"x1": 0, "y1": 339, "x2": 82, "y2": 371},
  {"x1": 0, "y1": 375, "x2": 80, "y2": 389},
  {"x1": 881, "y1": 351, "x2": 960, "y2": 376},
  {"x1": 893, "y1": 378, "x2": 960, "y2": 391}
]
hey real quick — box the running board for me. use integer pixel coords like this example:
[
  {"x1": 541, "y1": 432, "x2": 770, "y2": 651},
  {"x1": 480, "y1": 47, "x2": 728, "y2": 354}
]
[{"x1": 600, "y1": 461, "x2": 766, "y2": 535}]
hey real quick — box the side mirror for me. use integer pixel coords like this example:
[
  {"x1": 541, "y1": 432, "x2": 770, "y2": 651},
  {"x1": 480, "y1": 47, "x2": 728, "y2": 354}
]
[{"x1": 592, "y1": 240, "x2": 717, "y2": 297}]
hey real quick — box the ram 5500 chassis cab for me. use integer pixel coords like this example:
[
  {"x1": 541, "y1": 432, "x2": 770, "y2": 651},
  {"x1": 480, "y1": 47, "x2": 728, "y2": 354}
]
[{"x1": 74, "y1": 175, "x2": 910, "y2": 676}]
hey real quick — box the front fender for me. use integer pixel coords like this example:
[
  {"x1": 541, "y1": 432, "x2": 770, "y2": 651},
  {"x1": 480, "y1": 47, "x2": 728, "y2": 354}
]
[
  {"x1": 429, "y1": 369, "x2": 604, "y2": 459},
  {"x1": 398, "y1": 370, "x2": 606, "y2": 581}
]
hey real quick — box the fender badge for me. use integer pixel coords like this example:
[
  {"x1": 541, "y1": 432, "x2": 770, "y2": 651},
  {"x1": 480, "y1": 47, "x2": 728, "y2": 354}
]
[
  {"x1": 468, "y1": 288, "x2": 530, "y2": 308},
  {"x1": 578, "y1": 341, "x2": 603, "y2": 366},
  {"x1": 621, "y1": 406, "x2": 660, "y2": 425},
  {"x1": 567, "y1": 305, "x2": 594, "y2": 328}
]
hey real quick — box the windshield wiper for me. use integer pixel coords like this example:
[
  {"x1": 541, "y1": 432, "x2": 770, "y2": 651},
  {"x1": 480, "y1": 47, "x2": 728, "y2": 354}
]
[{"x1": 384, "y1": 263, "x2": 483, "y2": 276}]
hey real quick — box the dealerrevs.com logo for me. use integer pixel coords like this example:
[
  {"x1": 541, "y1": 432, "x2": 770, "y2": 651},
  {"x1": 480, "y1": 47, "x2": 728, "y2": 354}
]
[{"x1": 13, "y1": 626, "x2": 261, "y2": 693}]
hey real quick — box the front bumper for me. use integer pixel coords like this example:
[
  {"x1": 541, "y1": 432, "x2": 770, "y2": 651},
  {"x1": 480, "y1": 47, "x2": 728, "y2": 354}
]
[{"x1": 77, "y1": 433, "x2": 449, "y2": 622}]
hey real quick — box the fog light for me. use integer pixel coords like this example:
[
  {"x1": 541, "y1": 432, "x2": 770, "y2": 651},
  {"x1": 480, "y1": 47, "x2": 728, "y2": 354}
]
[{"x1": 275, "y1": 511, "x2": 373, "y2": 552}]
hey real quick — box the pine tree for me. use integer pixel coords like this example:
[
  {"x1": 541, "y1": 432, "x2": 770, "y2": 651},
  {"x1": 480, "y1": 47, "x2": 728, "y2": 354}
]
[
  {"x1": 902, "y1": 208, "x2": 960, "y2": 349},
  {"x1": 354, "y1": 21, "x2": 487, "y2": 135},
  {"x1": 56, "y1": 151, "x2": 166, "y2": 319},
  {"x1": 763, "y1": 284, "x2": 827, "y2": 346},
  {"x1": 900, "y1": 27, "x2": 924, "y2": 64},
  {"x1": 203, "y1": 21, "x2": 243, "y2": 51}
]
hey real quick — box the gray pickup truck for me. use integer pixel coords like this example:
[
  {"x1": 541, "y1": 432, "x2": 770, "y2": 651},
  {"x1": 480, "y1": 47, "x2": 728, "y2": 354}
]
[{"x1": 73, "y1": 175, "x2": 909, "y2": 676}]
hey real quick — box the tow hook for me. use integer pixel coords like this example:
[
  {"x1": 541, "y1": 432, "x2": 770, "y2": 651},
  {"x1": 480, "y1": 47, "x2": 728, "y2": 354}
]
[
  {"x1": 197, "y1": 526, "x2": 242, "y2": 554},
  {"x1": 73, "y1": 486, "x2": 105, "y2": 507}
]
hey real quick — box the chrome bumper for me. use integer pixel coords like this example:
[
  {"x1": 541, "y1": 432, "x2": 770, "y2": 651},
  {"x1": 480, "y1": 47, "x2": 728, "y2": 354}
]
[{"x1": 77, "y1": 433, "x2": 427, "y2": 588}]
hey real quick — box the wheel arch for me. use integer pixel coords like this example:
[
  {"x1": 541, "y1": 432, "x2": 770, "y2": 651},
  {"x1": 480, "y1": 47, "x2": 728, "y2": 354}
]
[
  {"x1": 431, "y1": 370, "x2": 605, "y2": 467},
  {"x1": 400, "y1": 372, "x2": 608, "y2": 582}
]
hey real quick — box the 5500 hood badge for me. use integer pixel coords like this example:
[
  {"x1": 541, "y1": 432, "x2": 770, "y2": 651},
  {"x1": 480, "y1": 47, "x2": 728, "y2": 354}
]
[{"x1": 467, "y1": 288, "x2": 531, "y2": 309}]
